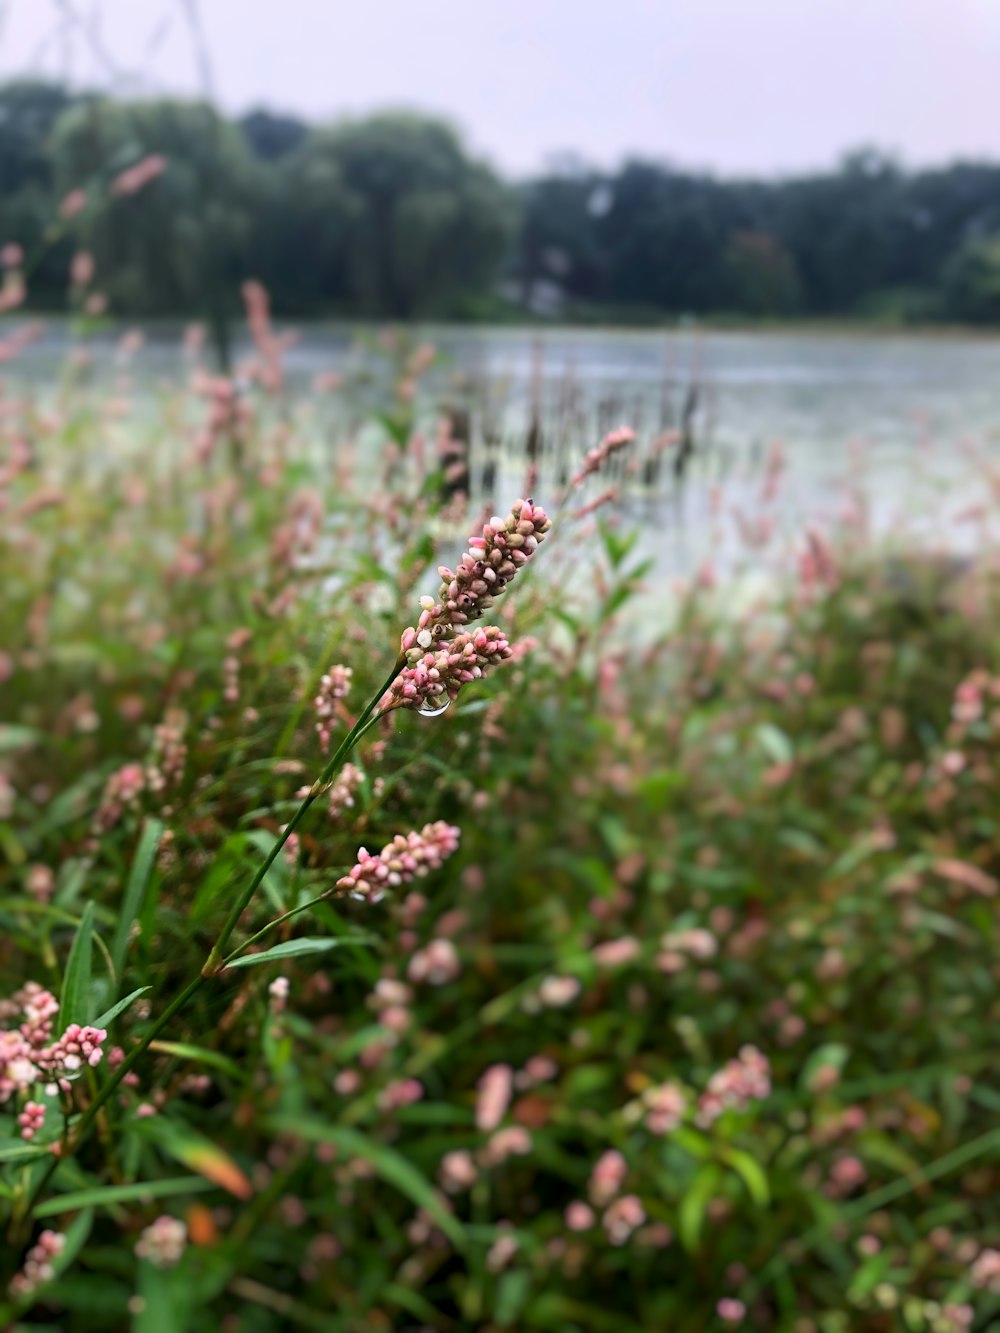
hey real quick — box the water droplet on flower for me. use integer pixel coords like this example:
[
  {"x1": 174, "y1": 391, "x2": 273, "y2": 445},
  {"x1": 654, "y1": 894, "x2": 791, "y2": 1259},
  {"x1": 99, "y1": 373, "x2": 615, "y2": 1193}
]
[{"x1": 417, "y1": 698, "x2": 451, "y2": 718}]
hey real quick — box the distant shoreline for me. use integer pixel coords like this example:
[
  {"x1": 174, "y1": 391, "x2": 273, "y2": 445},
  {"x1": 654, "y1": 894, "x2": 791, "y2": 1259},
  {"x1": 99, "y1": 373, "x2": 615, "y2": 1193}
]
[{"x1": 12, "y1": 309, "x2": 1000, "y2": 345}]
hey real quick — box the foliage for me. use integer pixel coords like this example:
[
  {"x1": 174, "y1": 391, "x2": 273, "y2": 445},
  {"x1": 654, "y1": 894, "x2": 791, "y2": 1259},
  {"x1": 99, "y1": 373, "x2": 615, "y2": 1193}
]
[
  {"x1": 1, "y1": 321, "x2": 999, "y2": 1330},
  {"x1": 49, "y1": 98, "x2": 258, "y2": 345},
  {"x1": 3, "y1": 80, "x2": 1000, "y2": 323}
]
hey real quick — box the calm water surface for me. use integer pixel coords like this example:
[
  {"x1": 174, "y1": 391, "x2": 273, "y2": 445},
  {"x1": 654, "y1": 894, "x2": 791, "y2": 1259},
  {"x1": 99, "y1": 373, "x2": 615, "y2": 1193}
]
[{"x1": 10, "y1": 322, "x2": 1000, "y2": 580}]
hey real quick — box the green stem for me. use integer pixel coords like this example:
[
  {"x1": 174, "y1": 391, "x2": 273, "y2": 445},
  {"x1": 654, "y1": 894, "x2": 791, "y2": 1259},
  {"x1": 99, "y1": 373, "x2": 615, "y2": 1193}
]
[
  {"x1": 14, "y1": 972, "x2": 206, "y2": 1239},
  {"x1": 222, "y1": 889, "x2": 335, "y2": 965},
  {"x1": 17, "y1": 655, "x2": 402, "y2": 1231},
  {"x1": 201, "y1": 664, "x2": 399, "y2": 977}
]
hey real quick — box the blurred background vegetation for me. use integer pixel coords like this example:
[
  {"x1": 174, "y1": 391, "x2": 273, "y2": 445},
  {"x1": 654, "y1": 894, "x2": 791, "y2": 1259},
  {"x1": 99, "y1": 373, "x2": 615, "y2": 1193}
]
[{"x1": 3, "y1": 77, "x2": 1000, "y2": 327}]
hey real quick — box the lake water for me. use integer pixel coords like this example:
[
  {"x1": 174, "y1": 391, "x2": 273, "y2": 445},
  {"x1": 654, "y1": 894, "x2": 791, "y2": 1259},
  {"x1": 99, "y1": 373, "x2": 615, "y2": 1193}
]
[{"x1": 8, "y1": 322, "x2": 1000, "y2": 581}]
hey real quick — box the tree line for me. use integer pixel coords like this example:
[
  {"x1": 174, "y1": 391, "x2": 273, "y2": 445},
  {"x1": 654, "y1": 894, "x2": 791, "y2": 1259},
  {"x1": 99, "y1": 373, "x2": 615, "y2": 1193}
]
[{"x1": 2, "y1": 78, "x2": 1000, "y2": 327}]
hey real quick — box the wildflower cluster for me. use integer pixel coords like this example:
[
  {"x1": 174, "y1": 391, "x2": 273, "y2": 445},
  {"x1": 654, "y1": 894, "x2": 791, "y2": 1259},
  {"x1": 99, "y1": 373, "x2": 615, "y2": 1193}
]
[
  {"x1": 570, "y1": 425, "x2": 636, "y2": 488},
  {"x1": 382, "y1": 626, "x2": 513, "y2": 713},
  {"x1": 1, "y1": 983, "x2": 107, "y2": 1120},
  {"x1": 8, "y1": 1230, "x2": 65, "y2": 1299},
  {"x1": 134, "y1": 1215, "x2": 188, "y2": 1268},
  {"x1": 696, "y1": 1045, "x2": 771, "y2": 1126},
  {"x1": 384, "y1": 499, "x2": 549, "y2": 712},
  {"x1": 335, "y1": 821, "x2": 461, "y2": 902}
]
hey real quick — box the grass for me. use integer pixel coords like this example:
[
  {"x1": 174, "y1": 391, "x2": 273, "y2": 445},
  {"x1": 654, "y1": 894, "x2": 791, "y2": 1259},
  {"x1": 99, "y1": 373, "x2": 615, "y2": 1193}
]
[{"x1": 1, "y1": 331, "x2": 1000, "y2": 1332}]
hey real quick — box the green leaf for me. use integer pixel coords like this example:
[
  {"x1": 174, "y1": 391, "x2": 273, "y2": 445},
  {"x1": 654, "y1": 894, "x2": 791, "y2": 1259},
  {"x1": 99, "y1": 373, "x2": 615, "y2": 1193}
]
[
  {"x1": 0, "y1": 724, "x2": 44, "y2": 752},
  {"x1": 224, "y1": 936, "x2": 373, "y2": 970},
  {"x1": 719, "y1": 1146, "x2": 770, "y2": 1207},
  {"x1": 0, "y1": 1138, "x2": 51, "y2": 1164},
  {"x1": 799, "y1": 1042, "x2": 850, "y2": 1092},
  {"x1": 91, "y1": 986, "x2": 151, "y2": 1031},
  {"x1": 135, "y1": 1259, "x2": 187, "y2": 1333},
  {"x1": 132, "y1": 1119, "x2": 252, "y2": 1199},
  {"x1": 146, "y1": 1041, "x2": 245, "y2": 1080},
  {"x1": 61, "y1": 900, "x2": 96, "y2": 1027},
  {"x1": 269, "y1": 1116, "x2": 465, "y2": 1249},
  {"x1": 496, "y1": 1269, "x2": 533, "y2": 1327},
  {"x1": 34, "y1": 1175, "x2": 216, "y2": 1219},
  {"x1": 756, "y1": 723, "x2": 794, "y2": 766},
  {"x1": 112, "y1": 818, "x2": 164, "y2": 977},
  {"x1": 678, "y1": 1162, "x2": 722, "y2": 1251}
]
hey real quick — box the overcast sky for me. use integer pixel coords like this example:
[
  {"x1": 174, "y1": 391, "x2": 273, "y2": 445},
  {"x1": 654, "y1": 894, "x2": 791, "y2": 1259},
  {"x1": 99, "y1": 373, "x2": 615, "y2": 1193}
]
[{"x1": 1, "y1": 0, "x2": 998, "y2": 176}]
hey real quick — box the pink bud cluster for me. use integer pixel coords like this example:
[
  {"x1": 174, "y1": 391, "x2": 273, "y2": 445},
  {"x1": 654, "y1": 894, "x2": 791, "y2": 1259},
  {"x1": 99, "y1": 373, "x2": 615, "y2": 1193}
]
[
  {"x1": 35, "y1": 1023, "x2": 108, "y2": 1082},
  {"x1": 327, "y1": 762, "x2": 363, "y2": 818},
  {"x1": 696, "y1": 1045, "x2": 771, "y2": 1126},
  {"x1": 134, "y1": 1215, "x2": 187, "y2": 1269},
  {"x1": 8, "y1": 1229, "x2": 65, "y2": 1299},
  {"x1": 314, "y1": 664, "x2": 353, "y2": 751},
  {"x1": 111, "y1": 154, "x2": 167, "y2": 198},
  {"x1": 971, "y1": 1248, "x2": 1000, "y2": 1293},
  {"x1": 641, "y1": 1081, "x2": 687, "y2": 1134},
  {"x1": 401, "y1": 497, "x2": 550, "y2": 652},
  {"x1": 335, "y1": 821, "x2": 460, "y2": 903},
  {"x1": 148, "y1": 709, "x2": 187, "y2": 792},
  {"x1": 17, "y1": 1100, "x2": 46, "y2": 1140},
  {"x1": 571, "y1": 426, "x2": 636, "y2": 488},
  {"x1": 475, "y1": 1062, "x2": 513, "y2": 1132},
  {"x1": 407, "y1": 937, "x2": 461, "y2": 985},
  {"x1": 383, "y1": 627, "x2": 513, "y2": 713},
  {"x1": 1, "y1": 983, "x2": 107, "y2": 1111},
  {"x1": 94, "y1": 761, "x2": 146, "y2": 832},
  {"x1": 588, "y1": 1149, "x2": 628, "y2": 1207}
]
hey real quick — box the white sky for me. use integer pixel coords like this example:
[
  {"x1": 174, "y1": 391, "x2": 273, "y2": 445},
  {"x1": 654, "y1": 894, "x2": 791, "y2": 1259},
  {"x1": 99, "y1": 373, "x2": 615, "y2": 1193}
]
[{"x1": 1, "y1": 0, "x2": 999, "y2": 176}]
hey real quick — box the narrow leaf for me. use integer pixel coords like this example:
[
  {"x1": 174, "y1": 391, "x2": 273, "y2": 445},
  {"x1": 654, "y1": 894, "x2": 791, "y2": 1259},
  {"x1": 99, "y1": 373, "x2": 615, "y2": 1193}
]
[
  {"x1": 224, "y1": 936, "x2": 373, "y2": 970},
  {"x1": 0, "y1": 1138, "x2": 51, "y2": 1164},
  {"x1": 91, "y1": 986, "x2": 151, "y2": 1031},
  {"x1": 61, "y1": 901, "x2": 96, "y2": 1027},
  {"x1": 112, "y1": 818, "x2": 164, "y2": 976},
  {"x1": 720, "y1": 1146, "x2": 770, "y2": 1207},
  {"x1": 34, "y1": 1175, "x2": 215, "y2": 1219},
  {"x1": 146, "y1": 1041, "x2": 245, "y2": 1080},
  {"x1": 269, "y1": 1116, "x2": 464, "y2": 1249},
  {"x1": 134, "y1": 1119, "x2": 252, "y2": 1199}
]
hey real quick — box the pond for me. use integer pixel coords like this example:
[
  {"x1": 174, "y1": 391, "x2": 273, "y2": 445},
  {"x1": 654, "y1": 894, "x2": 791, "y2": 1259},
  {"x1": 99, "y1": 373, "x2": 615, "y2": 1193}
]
[{"x1": 8, "y1": 321, "x2": 1000, "y2": 581}]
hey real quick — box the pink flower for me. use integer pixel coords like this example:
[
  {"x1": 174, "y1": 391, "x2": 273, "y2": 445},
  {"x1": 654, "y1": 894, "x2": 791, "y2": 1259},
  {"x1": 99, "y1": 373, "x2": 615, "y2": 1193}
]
[
  {"x1": 407, "y1": 938, "x2": 461, "y2": 985},
  {"x1": 565, "y1": 1201, "x2": 595, "y2": 1231},
  {"x1": 570, "y1": 426, "x2": 636, "y2": 488},
  {"x1": 933, "y1": 857, "x2": 998, "y2": 897},
  {"x1": 588, "y1": 1149, "x2": 627, "y2": 1206},
  {"x1": 17, "y1": 1100, "x2": 46, "y2": 1140},
  {"x1": 591, "y1": 936, "x2": 641, "y2": 967},
  {"x1": 112, "y1": 154, "x2": 167, "y2": 198},
  {"x1": 475, "y1": 1063, "x2": 513, "y2": 1132},
  {"x1": 603, "y1": 1193, "x2": 645, "y2": 1244},
  {"x1": 642, "y1": 1082, "x2": 687, "y2": 1134},
  {"x1": 439, "y1": 1149, "x2": 478, "y2": 1193},
  {"x1": 717, "y1": 1298, "x2": 746, "y2": 1324},
  {"x1": 134, "y1": 1215, "x2": 186, "y2": 1268},
  {"x1": 482, "y1": 1126, "x2": 532, "y2": 1165},
  {"x1": 408, "y1": 498, "x2": 551, "y2": 638},
  {"x1": 335, "y1": 822, "x2": 460, "y2": 903},
  {"x1": 386, "y1": 626, "x2": 513, "y2": 713},
  {"x1": 697, "y1": 1045, "x2": 771, "y2": 1127},
  {"x1": 8, "y1": 1229, "x2": 65, "y2": 1298},
  {"x1": 70, "y1": 251, "x2": 94, "y2": 288},
  {"x1": 0, "y1": 242, "x2": 24, "y2": 268},
  {"x1": 971, "y1": 1249, "x2": 1000, "y2": 1293},
  {"x1": 59, "y1": 189, "x2": 88, "y2": 219}
]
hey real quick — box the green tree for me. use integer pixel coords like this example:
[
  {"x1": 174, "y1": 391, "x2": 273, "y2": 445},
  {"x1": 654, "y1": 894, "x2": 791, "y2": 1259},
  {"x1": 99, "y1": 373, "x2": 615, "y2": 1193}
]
[
  {"x1": 49, "y1": 97, "x2": 261, "y2": 356},
  {"x1": 942, "y1": 233, "x2": 1000, "y2": 323},
  {"x1": 281, "y1": 113, "x2": 517, "y2": 317}
]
